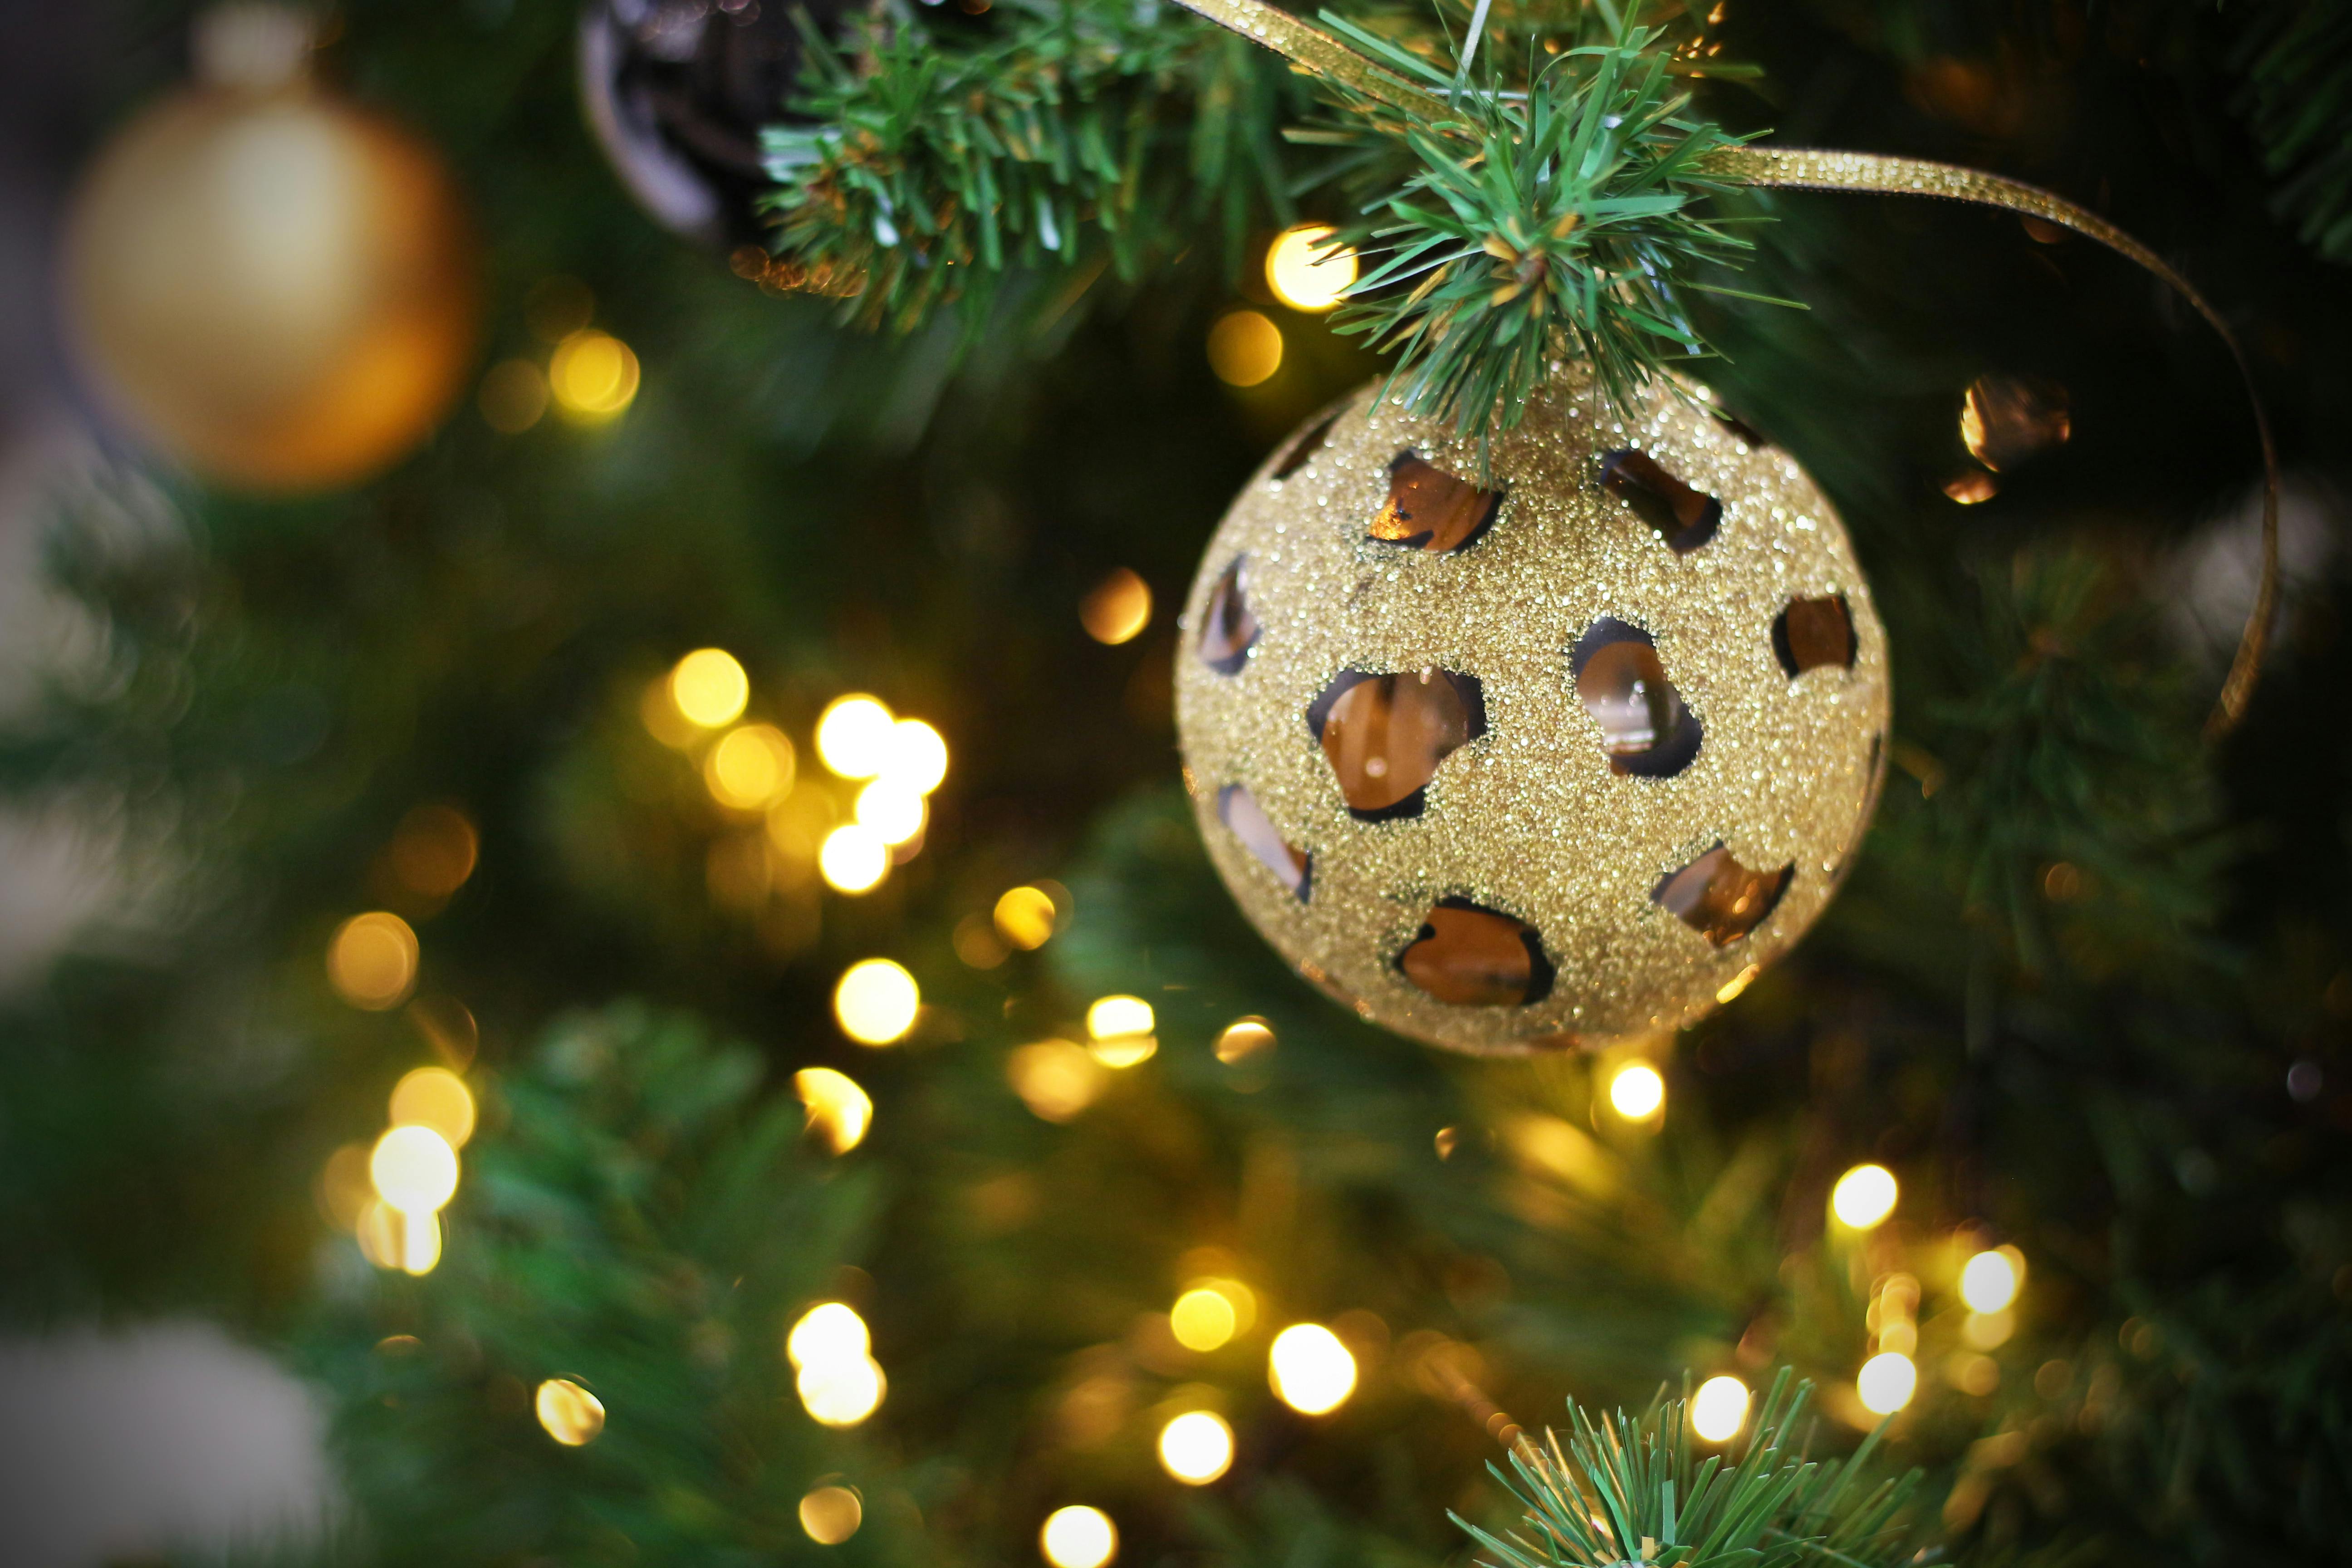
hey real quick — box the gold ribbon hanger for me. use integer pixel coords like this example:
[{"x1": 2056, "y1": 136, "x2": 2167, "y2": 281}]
[{"x1": 1168, "y1": 0, "x2": 2279, "y2": 737}]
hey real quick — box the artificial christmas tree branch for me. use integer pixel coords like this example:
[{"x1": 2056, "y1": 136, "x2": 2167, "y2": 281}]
[{"x1": 757, "y1": 0, "x2": 2278, "y2": 734}]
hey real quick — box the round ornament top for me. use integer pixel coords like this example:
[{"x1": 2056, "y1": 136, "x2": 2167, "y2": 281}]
[{"x1": 1175, "y1": 362, "x2": 1890, "y2": 1054}]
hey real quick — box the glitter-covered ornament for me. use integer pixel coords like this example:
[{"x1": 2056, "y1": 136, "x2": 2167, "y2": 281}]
[{"x1": 1175, "y1": 362, "x2": 1890, "y2": 1055}]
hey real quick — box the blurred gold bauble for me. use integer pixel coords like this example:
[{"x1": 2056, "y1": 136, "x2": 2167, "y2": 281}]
[
  {"x1": 61, "y1": 65, "x2": 476, "y2": 492},
  {"x1": 1174, "y1": 363, "x2": 1891, "y2": 1055}
]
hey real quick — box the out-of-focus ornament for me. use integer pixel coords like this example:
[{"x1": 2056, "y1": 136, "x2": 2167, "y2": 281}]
[
  {"x1": 59, "y1": 5, "x2": 477, "y2": 493},
  {"x1": 1959, "y1": 374, "x2": 2070, "y2": 471},
  {"x1": 1175, "y1": 365, "x2": 1890, "y2": 1054},
  {"x1": 579, "y1": 0, "x2": 864, "y2": 248}
]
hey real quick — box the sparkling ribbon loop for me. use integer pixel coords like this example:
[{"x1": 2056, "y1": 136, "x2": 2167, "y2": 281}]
[{"x1": 1168, "y1": 0, "x2": 2279, "y2": 737}]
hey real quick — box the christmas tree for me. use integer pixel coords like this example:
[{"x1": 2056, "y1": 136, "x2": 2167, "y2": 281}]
[{"x1": 6, "y1": 0, "x2": 2349, "y2": 1564}]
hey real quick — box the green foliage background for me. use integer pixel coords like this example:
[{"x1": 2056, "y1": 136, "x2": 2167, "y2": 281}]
[{"x1": 5, "y1": 0, "x2": 2350, "y2": 1564}]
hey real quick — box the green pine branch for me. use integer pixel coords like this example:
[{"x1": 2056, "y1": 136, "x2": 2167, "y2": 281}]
[
  {"x1": 1306, "y1": 15, "x2": 1773, "y2": 436},
  {"x1": 758, "y1": 1, "x2": 1769, "y2": 431},
  {"x1": 1461, "y1": 1373, "x2": 1920, "y2": 1568},
  {"x1": 762, "y1": 0, "x2": 1308, "y2": 333}
]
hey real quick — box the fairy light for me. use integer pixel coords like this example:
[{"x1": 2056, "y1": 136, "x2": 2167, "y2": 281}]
[
  {"x1": 788, "y1": 1303, "x2": 870, "y2": 1369},
  {"x1": 1171, "y1": 1280, "x2": 1255, "y2": 1351},
  {"x1": 1690, "y1": 1375, "x2": 1749, "y2": 1442},
  {"x1": 706, "y1": 723, "x2": 796, "y2": 810},
  {"x1": 881, "y1": 718, "x2": 949, "y2": 795},
  {"x1": 1856, "y1": 1352, "x2": 1917, "y2": 1415},
  {"x1": 669, "y1": 649, "x2": 750, "y2": 729},
  {"x1": 800, "y1": 1485, "x2": 863, "y2": 1544},
  {"x1": 1264, "y1": 224, "x2": 1358, "y2": 311},
  {"x1": 328, "y1": 911, "x2": 420, "y2": 1010},
  {"x1": 1039, "y1": 1506, "x2": 1117, "y2": 1568},
  {"x1": 549, "y1": 329, "x2": 640, "y2": 421},
  {"x1": 1158, "y1": 1410, "x2": 1235, "y2": 1484},
  {"x1": 1960, "y1": 1246, "x2": 2024, "y2": 1313},
  {"x1": 816, "y1": 696, "x2": 897, "y2": 779},
  {"x1": 535, "y1": 1377, "x2": 607, "y2": 1445},
  {"x1": 317, "y1": 1144, "x2": 375, "y2": 1232},
  {"x1": 854, "y1": 780, "x2": 927, "y2": 846},
  {"x1": 1214, "y1": 1017, "x2": 1275, "y2": 1063},
  {"x1": 994, "y1": 886, "x2": 1058, "y2": 950},
  {"x1": 1207, "y1": 310, "x2": 1283, "y2": 387},
  {"x1": 357, "y1": 1202, "x2": 440, "y2": 1275},
  {"x1": 385, "y1": 803, "x2": 477, "y2": 900},
  {"x1": 387, "y1": 1066, "x2": 475, "y2": 1148},
  {"x1": 798, "y1": 1354, "x2": 886, "y2": 1426},
  {"x1": 789, "y1": 1303, "x2": 886, "y2": 1428},
  {"x1": 1268, "y1": 1323, "x2": 1356, "y2": 1415},
  {"x1": 1007, "y1": 1040, "x2": 1108, "y2": 1122},
  {"x1": 370, "y1": 1124, "x2": 459, "y2": 1215},
  {"x1": 818, "y1": 824, "x2": 889, "y2": 892},
  {"x1": 1831, "y1": 1164, "x2": 1899, "y2": 1230},
  {"x1": 1085, "y1": 995, "x2": 1156, "y2": 1068},
  {"x1": 1607, "y1": 1063, "x2": 1665, "y2": 1120},
  {"x1": 794, "y1": 1067, "x2": 873, "y2": 1154},
  {"x1": 834, "y1": 959, "x2": 920, "y2": 1045},
  {"x1": 1962, "y1": 1309, "x2": 2015, "y2": 1350}
]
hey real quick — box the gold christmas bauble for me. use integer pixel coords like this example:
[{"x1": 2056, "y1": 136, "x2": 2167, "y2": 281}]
[
  {"x1": 1175, "y1": 363, "x2": 1890, "y2": 1055},
  {"x1": 60, "y1": 78, "x2": 476, "y2": 492}
]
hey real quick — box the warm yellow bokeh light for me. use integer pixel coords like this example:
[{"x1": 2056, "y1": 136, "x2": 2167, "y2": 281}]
[
  {"x1": 1085, "y1": 994, "x2": 1157, "y2": 1068},
  {"x1": 1171, "y1": 1280, "x2": 1255, "y2": 1350},
  {"x1": 1832, "y1": 1164, "x2": 1899, "y2": 1230},
  {"x1": 1170, "y1": 1293, "x2": 1233, "y2": 1353},
  {"x1": 818, "y1": 824, "x2": 890, "y2": 893},
  {"x1": 1214, "y1": 1017, "x2": 1275, "y2": 1063},
  {"x1": 995, "y1": 886, "x2": 1058, "y2": 951},
  {"x1": 670, "y1": 648, "x2": 750, "y2": 729},
  {"x1": 1857, "y1": 1352, "x2": 1918, "y2": 1415},
  {"x1": 798, "y1": 1355, "x2": 886, "y2": 1427},
  {"x1": 816, "y1": 696, "x2": 897, "y2": 779},
  {"x1": 1158, "y1": 1410, "x2": 1235, "y2": 1484},
  {"x1": 356, "y1": 1201, "x2": 440, "y2": 1275},
  {"x1": 1690, "y1": 1375, "x2": 1750, "y2": 1442},
  {"x1": 800, "y1": 1485, "x2": 863, "y2": 1544},
  {"x1": 795, "y1": 1067, "x2": 873, "y2": 1154},
  {"x1": 1607, "y1": 1063, "x2": 1666, "y2": 1120},
  {"x1": 788, "y1": 1302, "x2": 871, "y2": 1370},
  {"x1": 1959, "y1": 1246, "x2": 2024, "y2": 1313},
  {"x1": 1207, "y1": 309, "x2": 1283, "y2": 387},
  {"x1": 1087, "y1": 995, "x2": 1154, "y2": 1039},
  {"x1": 370, "y1": 1124, "x2": 460, "y2": 1215},
  {"x1": 854, "y1": 781, "x2": 927, "y2": 847},
  {"x1": 549, "y1": 329, "x2": 640, "y2": 420},
  {"x1": 328, "y1": 911, "x2": 420, "y2": 1011},
  {"x1": 1040, "y1": 1505, "x2": 1117, "y2": 1568},
  {"x1": 882, "y1": 719, "x2": 949, "y2": 796},
  {"x1": 388, "y1": 1066, "x2": 476, "y2": 1149},
  {"x1": 1961, "y1": 1309, "x2": 2014, "y2": 1350},
  {"x1": 1008, "y1": 1040, "x2": 1109, "y2": 1122},
  {"x1": 835, "y1": 959, "x2": 920, "y2": 1045},
  {"x1": 386, "y1": 803, "x2": 479, "y2": 900},
  {"x1": 706, "y1": 723, "x2": 796, "y2": 810},
  {"x1": 1264, "y1": 224, "x2": 1358, "y2": 311},
  {"x1": 318, "y1": 1144, "x2": 376, "y2": 1232},
  {"x1": 1269, "y1": 1323, "x2": 1356, "y2": 1415},
  {"x1": 1079, "y1": 568, "x2": 1152, "y2": 646},
  {"x1": 535, "y1": 1377, "x2": 607, "y2": 1445}
]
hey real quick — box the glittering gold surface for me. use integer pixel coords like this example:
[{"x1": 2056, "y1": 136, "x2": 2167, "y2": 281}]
[{"x1": 1175, "y1": 364, "x2": 1890, "y2": 1055}]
